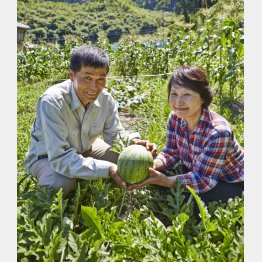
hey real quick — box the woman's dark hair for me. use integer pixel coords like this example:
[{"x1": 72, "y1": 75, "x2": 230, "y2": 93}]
[
  {"x1": 168, "y1": 65, "x2": 213, "y2": 108},
  {"x1": 69, "y1": 45, "x2": 110, "y2": 73}
]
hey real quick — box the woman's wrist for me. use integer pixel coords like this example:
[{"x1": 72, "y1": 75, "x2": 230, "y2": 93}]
[{"x1": 153, "y1": 158, "x2": 166, "y2": 170}]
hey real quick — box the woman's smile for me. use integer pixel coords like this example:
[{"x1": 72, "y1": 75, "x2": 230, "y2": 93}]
[
  {"x1": 169, "y1": 85, "x2": 203, "y2": 129},
  {"x1": 175, "y1": 107, "x2": 188, "y2": 111}
]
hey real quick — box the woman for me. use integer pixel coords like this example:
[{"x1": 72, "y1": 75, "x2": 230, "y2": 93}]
[{"x1": 129, "y1": 65, "x2": 244, "y2": 211}]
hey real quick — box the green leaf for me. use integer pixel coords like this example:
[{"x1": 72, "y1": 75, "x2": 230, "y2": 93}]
[
  {"x1": 69, "y1": 182, "x2": 81, "y2": 224},
  {"x1": 81, "y1": 206, "x2": 103, "y2": 238},
  {"x1": 68, "y1": 232, "x2": 80, "y2": 254},
  {"x1": 67, "y1": 232, "x2": 89, "y2": 261},
  {"x1": 50, "y1": 189, "x2": 68, "y2": 225},
  {"x1": 186, "y1": 186, "x2": 216, "y2": 232}
]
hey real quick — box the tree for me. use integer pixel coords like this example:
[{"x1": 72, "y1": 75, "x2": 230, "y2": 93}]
[{"x1": 174, "y1": 0, "x2": 217, "y2": 23}]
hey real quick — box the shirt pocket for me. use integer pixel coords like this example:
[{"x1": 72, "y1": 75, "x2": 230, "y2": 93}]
[
  {"x1": 67, "y1": 130, "x2": 82, "y2": 151},
  {"x1": 190, "y1": 145, "x2": 202, "y2": 165},
  {"x1": 89, "y1": 124, "x2": 102, "y2": 139}
]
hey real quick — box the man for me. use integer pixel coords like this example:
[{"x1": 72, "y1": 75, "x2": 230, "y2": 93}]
[{"x1": 24, "y1": 45, "x2": 156, "y2": 196}]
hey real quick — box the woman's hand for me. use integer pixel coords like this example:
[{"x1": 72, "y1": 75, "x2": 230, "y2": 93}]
[
  {"x1": 131, "y1": 138, "x2": 158, "y2": 158},
  {"x1": 127, "y1": 167, "x2": 176, "y2": 190},
  {"x1": 108, "y1": 163, "x2": 127, "y2": 189}
]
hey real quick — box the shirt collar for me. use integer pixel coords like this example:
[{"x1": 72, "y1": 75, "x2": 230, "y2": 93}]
[
  {"x1": 94, "y1": 95, "x2": 101, "y2": 108},
  {"x1": 180, "y1": 118, "x2": 188, "y2": 129},
  {"x1": 192, "y1": 107, "x2": 210, "y2": 134},
  {"x1": 179, "y1": 107, "x2": 210, "y2": 134},
  {"x1": 70, "y1": 81, "x2": 82, "y2": 111},
  {"x1": 70, "y1": 81, "x2": 101, "y2": 110}
]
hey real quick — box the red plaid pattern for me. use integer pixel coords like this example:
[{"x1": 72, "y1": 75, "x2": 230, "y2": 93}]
[{"x1": 157, "y1": 108, "x2": 244, "y2": 193}]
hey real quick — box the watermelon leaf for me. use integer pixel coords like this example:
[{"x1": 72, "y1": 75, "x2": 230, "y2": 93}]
[{"x1": 81, "y1": 206, "x2": 103, "y2": 238}]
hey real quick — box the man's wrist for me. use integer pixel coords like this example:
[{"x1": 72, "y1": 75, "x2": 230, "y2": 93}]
[
  {"x1": 168, "y1": 176, "x2": 177, "y2": 188},
  {"x1": 154, "y1": 158, "x2": 166, "y2": 170},
  {"x1": 130, "y1": 138, "x2": 140, "y2": 144},
  {"x1": 108, "y1": 163, "x2": 117, "y2": 178}
]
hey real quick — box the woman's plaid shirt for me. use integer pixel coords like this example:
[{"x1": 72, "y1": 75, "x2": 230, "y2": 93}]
[{"x1": 156, "y1": 107, "x2": 244, "y2": 194}]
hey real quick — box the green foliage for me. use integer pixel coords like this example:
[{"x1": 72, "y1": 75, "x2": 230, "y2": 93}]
[
  {"x1": 107, "y1": 77, "x2": 148, "y2": 110},
  {"x1": 17, "y1": 0, "x2": 244, "y2": 259},
  {"x1": 131, "y1": 0, "x2": 217, "y2": 12},
  {"x1": 17, "y1": 0, "x2": 176, "y2": 44},
  {"x1": 18, "y1": 175, "x2": 244, "y2": 261},
  {"x1": 18, "y1": 13, "x2": 244, "y2": 121},
  {"x1": 17, "y1": 43, "x2": 72, "y2": 83}
]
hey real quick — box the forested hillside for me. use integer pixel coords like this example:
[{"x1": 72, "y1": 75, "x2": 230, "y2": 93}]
[
  {"x1": 17, "y1": 0, "x2": 178, "y2": 44},
  {"x1": 18, "y1": 0, "x2": 243, "y2": 45},
  {"x1": 18, "y1": 0, "x2": 217, "y2": 12},
  {"x1": 131, "y1": 0, "x2": 217, "y2": 12}
]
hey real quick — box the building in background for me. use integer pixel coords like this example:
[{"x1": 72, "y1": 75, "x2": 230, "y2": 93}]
[{"x1": 17, "y1": 22, "x2": 30, "y2": 51}]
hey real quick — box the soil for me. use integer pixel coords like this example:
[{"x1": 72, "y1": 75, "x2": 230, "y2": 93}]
[{"x1": 119, "y1": 111, "x2": 140, "y2": 133}]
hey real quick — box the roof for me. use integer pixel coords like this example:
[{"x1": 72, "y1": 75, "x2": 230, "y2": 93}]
[{"x1": 17, "y1": 22, "x2": 30, "y2": 30}]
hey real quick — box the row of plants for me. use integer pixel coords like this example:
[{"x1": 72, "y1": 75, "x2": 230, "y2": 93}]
[
  {"x1": 17, "y1": 1, "x2": 244, "y2": 259},
  {"x1": 18, "y1": 15, "x2": 244, "y2": 116},
  {"x1": 17, "y1": 56, "x2": 244, "y2": 262},
  {"x1": 18, "y1": 173, "x2": 244, "y2": 261}
]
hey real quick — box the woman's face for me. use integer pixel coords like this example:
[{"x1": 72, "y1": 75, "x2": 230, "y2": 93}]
[{"x1": 169, "y1": 84, "x2": 203, "y2": 123}]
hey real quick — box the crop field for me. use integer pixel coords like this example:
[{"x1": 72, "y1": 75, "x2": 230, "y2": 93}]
[{"x1": 17, "y1": 16, "x2": 244, "y2": 261}]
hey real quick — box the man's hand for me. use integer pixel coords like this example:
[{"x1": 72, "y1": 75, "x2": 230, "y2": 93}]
[
  {"x1": 108, "y1": 163, "x2": 127, "y2": 189},
  {"x1": 131, "y1": 139, "x2": 158, "y2": 158},
  {"x1": 127, "y1": 167, "x2": 176, "y2": 190}
]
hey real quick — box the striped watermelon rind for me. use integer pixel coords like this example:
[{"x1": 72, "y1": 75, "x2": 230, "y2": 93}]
[{"x1": 117, "y1": 144, "x2": 153, "y2": 184}]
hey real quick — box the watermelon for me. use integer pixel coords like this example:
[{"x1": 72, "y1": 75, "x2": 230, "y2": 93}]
[{"x1": 117, "y1": 144, "x2": 153, "y2": 184}]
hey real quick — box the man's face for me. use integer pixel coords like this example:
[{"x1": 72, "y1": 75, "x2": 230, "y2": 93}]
[{"x1": 69, "y1": 66, "x2": 108, "y2": 108}]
